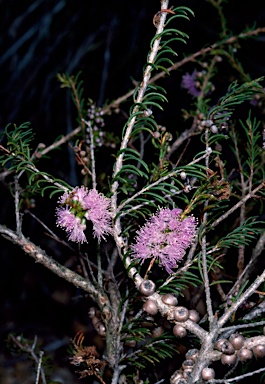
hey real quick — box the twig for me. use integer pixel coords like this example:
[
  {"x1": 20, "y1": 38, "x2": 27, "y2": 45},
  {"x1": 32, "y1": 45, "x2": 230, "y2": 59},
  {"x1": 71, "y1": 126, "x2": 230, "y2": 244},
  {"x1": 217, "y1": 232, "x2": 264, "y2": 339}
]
[
  {"x1": 201, "y1": 129, "x2": 214, "y2": 327},
  {"x1": 211, "y1": 181, "x2": 265, "y2": 228},
  {"x1": 208, "y1": 367, "x2": 265, "y2": 383},
  {"x1": 37, "y1": 126, "x2": 81, "y2": 157},
  {"x1": 35, "y1": 351, "x2": 44, "y2": 384},
  {"x1": 14, "y1": 176, "x2": 22, "y2": 236},
  {"x1": 230, "y1": 126, "x2": 247, "y2": 280},
  {"x1": 220, "y1": 320, "x2": 265, "y2": 336},
  {"x1": 84, "y1": 119, "x2": 97, "y2": 189},
  {"x1": 243, "y1": 299, "x2": 265, "y2": 321},
  {"x1": 9, "y1": 335, "x2": 47, "y2": 384},
  {"x1": 239, "y1": 230, "x2": 265, "y2": 285}
]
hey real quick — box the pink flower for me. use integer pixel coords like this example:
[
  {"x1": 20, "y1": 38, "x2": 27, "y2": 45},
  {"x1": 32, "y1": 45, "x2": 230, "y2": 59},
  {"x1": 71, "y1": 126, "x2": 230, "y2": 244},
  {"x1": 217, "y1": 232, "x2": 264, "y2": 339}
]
[
  {"x1": 181, "y1": 70, "x2": 201, "y2": 97},
  {"x1": 84, "y1": 189, "x2": 112, "y2": 240},
  {"x1": 56, "y1": 187, "x2": 112, "y2": 243},
  {"x1": 131, "y1": 208, "x2": 197, "y2": 274},
  {"x1": 58, "y1": 186, "x2": 88, "y2": 210},
  {"x1": 56, "y1": 207, "x2": 87, "y2": 243}
]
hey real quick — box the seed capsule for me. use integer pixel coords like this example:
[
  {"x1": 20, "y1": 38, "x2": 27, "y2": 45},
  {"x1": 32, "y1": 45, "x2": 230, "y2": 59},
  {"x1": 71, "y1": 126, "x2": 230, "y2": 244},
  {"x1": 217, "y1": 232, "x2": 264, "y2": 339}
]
[
  {"x1": 173, "y1": 324, "x2": 187, "y2": 338},
  {"x1": 141, "y1": 316, "x2": 154, "y2": 328},
  {"x1": 162, "y1": 293, "x2": 178, "y2": 306},
  {"x1": 252, "y1": 344, "x2": 265, "y2": 359},
  {"x1": 221, "y1": 353, "x2": 237, "y2": 365},
  {"x1": 92, "y1": 316, "x2": 101, "y2": 329},
  {"x1": 185, "y1": 348, "x2": 199, "y2": 362},
  {"x1": 182, "y1": 359, "x2": 194, "y2": 370},
  {"x1": 188, "y1": 309, "x2": 200, "y2": 323},
  {"x1": 98, "y1": 323, "x2": 106, "y2": 337},
  {"x1": 201, "y1": 367, "x2": 215, "y2": 380},
  {"x1": 182, "y1": 369, "x2": 192, "y2": 379},
  {"x1": 142, "y1": 299, "x2": 158, "y2": 315},
  {"x1": 151, "y1": 326, "x2": 164, "y2": 338},
  {"x1": 88, "y1": 307, "x2": 96, "y2": 318},
  {"x1": 174, "y1": 306, "x2": 190, "y2": 322},
  {"x1": 238, "y1": 348, "x2": 253, "y2": 362},
  {"x1": 215, "y1": 338, "x2": 226, "y2": 351},
  {"x1": 139, "y1": 279, "x2": 156, "y2": 296},
  {"x1": 229, "y1": 333, "x2": 245, "y2": 350},
  {"x1": 170, "y1": 371, "x2": 183, "y2": 384},
  {"x1": 215, "y1": 339, "x2": 235, "y2": 355}
]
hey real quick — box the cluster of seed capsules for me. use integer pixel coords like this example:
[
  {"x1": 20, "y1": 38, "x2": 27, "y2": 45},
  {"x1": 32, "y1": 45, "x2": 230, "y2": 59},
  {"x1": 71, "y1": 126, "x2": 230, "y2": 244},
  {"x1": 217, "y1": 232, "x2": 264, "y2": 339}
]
[
  {"x1": 138, "y1": 279, "x2": 265, "y2": 383},
  {"x1": 215, "y1": 334, "x2": 265, "y2": 364},
  {"x1": 197, "y1": 116, "x2": 229, "y2": 134},
  {"x1": 88, "y1": 307, "x2": 106, "y2": 337},
  {"x1": 171, "y1": 333, "x2": 265, "y2": 383}
]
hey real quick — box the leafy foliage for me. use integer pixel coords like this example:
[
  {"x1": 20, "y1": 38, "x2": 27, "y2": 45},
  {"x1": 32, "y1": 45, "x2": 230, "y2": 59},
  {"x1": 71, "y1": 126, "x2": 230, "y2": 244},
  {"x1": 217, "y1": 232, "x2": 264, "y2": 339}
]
[{"x1": 208, "y1": 78, "x2": 264, "y2": 125}]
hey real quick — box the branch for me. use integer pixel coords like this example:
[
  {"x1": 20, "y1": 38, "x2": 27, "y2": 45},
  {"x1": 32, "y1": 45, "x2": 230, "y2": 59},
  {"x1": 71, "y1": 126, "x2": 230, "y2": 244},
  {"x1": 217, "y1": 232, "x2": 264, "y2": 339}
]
[
  {"x1": 0, "y1": 224, "x2": 111, "y2": 318},
  {"x1": 111, "y1": 0, "x2": 170, "y2": 286},
  {"x1": 102, "y1": 27, "x2": 265, "y2": 115}
]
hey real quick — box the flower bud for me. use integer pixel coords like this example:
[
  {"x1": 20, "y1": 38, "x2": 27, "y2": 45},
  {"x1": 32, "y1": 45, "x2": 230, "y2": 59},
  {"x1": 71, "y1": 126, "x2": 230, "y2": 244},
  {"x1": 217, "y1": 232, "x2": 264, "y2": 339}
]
[
  {"x1": 180, "y1": 172, "x2": 187, "y2": 180},
  {"x1": 153, "y1": 131, "x2": 160, "y2": 139},
  {"x1": 210, "y1": 125, "x2": 218, "y2": 133}
]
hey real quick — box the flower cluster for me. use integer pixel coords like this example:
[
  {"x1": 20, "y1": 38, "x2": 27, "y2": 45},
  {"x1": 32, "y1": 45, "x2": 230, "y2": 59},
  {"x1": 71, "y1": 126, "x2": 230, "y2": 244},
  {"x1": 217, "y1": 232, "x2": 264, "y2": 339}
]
[
  {"x1": 131, "y1": 208, "x2": 197, "y2": 274},
  {"x1": 86, "y1": 103, "x2": 105, "y2": 147},
  {"x1": 85, "y1": 103, "x2": 118, "y2": 149},
  {"x1": 56, "y1": 187, "x2": 112, "y2": 243},
  {"x1": 181, "y1": 68, "x2": 216, "y2": 98}
]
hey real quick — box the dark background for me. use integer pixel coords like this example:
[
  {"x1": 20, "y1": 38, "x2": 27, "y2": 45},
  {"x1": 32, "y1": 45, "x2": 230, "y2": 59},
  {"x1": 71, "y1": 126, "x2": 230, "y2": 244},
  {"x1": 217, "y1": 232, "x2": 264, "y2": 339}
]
[{"x1": 1, "y1": 1, "x2": 265, "y2": 383}]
